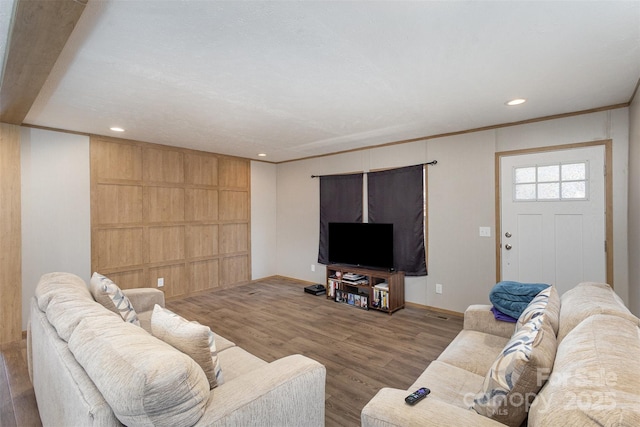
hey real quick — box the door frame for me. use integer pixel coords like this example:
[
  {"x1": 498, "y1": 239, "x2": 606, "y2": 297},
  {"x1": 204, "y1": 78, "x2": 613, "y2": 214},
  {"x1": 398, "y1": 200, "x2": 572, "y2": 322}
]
[{"x1": 494, "y1": 140, "x2": 613, "y2": 287}]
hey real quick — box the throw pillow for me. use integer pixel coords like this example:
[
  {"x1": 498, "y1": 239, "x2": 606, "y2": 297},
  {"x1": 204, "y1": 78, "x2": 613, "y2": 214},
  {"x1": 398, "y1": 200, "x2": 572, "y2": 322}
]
[
  {"x1": 151, "y1": 305, "x2": 224, "y2": 389},
  {"x1": 89, "y1": 272, "x2": 140, "y2": 326},
  {"x1": 516, "y1": 286, "x2": 550, "y2": 330},
  {"x1": 472, "y1": 312, "x2": 557, "y2": 427}
]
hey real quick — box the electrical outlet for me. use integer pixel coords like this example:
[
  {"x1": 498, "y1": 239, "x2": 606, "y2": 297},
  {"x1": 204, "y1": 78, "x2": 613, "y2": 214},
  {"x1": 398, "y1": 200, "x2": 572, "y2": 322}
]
[
  {"x1": 311, "y1": 264, "x2": 315, "y2": 272},
  {"x1": 157, "y1": 277, "x2": 164, "y2": 287},
  {"x1": 435, "y1": 283, "x2": 443, "y2": 294}
]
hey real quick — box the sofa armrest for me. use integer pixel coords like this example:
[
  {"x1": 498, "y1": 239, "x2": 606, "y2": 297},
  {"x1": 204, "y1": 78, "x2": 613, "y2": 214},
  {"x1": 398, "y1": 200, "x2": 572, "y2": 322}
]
[
  {"x1": 195, "y1": 354, "x2": 326, "y2": 427},
  {"x1": 463, "y1": 305, "x2": 515, "y2": 339},
  {"x1": 361, "y1": 388, "x2": 504, "y2": 427},
  {"x1": 122, "y1": 288, "x2": 165, "y2": 312}
]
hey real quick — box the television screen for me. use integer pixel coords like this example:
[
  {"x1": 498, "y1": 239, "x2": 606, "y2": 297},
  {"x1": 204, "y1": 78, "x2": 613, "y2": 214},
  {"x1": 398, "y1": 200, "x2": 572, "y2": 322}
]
[{"x1": 328, "y1": 222, "x2": 394, "y2": 270}]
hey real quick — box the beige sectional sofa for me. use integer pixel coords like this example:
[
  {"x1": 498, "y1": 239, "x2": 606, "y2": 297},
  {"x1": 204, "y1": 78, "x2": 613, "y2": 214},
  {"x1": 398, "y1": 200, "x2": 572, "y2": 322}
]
[
  {"x1": 362, "y1": 282, "x2": 640, "y2": 426},
  {"x1": 28, "y1": 272, "x2": 326, "y2": 427}
]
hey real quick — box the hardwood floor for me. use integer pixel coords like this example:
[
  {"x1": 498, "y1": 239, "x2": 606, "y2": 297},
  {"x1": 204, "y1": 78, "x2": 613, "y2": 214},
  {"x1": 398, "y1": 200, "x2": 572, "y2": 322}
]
[{"x1": 0, "y1": 276, "x2": 463, "y2": 426}]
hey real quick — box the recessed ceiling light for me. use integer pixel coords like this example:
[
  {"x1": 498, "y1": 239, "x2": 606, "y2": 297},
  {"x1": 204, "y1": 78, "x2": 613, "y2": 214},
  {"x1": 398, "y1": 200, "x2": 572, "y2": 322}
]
[
  {"x1": 258, "y1": 153, "x2": 267, "y2": 157},
  {"x1": 506, "y1": 98, "x2": 526, "y2": 106},
  {"x1": 110, "y1": 127, "x2": 125, "y2": 132}
]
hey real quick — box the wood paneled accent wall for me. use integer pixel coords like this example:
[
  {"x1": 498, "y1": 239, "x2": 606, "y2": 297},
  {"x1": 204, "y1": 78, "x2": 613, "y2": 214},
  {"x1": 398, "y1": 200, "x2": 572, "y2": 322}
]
[
  {"x1": 90, "y1": 136, "x2": 251, "y2": 298},
  {"x1": 0, "y1": 123, "x2": 22, "y2": 344}
]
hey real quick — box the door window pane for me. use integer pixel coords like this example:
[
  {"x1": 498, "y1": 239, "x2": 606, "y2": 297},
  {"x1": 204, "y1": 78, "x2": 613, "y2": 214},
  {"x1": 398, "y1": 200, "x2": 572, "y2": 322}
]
[
  {"x1": 538, "y1": 165, "x2": 559, "y2": 182},
  {"x1": 562, "y1": 181, "x2": 586, "y2": 199},
  {"x1": 513, "y1": 161, "x2": 587, "y2": 201},
  {"x1": 515, "y1": 167, "x2": 536, "y2": 183},
  {"x1": 515, "y1": 183, "x2": 536, "y2": 200},
  {"x1": 562, "y1": 163, "x2": 586, "y2": 181},
  {"x1": 538, "y1": 183, "x2": 560, "y2": 199}
]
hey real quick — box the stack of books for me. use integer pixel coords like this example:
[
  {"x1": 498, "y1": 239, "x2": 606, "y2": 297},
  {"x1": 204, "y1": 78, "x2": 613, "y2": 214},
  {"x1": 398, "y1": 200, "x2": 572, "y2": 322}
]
[{"x1": 373, "y1": 282, "x2": 389, "y2": 310}]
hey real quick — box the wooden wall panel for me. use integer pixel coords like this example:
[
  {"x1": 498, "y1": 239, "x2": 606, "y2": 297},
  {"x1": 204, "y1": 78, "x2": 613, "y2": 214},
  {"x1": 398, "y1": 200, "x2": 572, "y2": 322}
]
[
  {"x1": 145, "y1": 187, "x2": 185, "y2": 223},
  {"x1": 190, "y1": 260, "x2": 219, "y2": 292},
  {"x1": 187, "y1": 224, "x2": 218, "y2": 258},
  {"x1": 220, "y1": 223, "x2": 248, "y2": 254},
  {"x1": 148, "y1": 264, "x2": 185, "y2": 298},
  {"x1": 103, "y1": 270, "x2": 144, "y2": 291},
  {"x1": 219, "y1": 191, "x2": 248, "y2": 221},
  {"x1": 94, "y1": 228, "x2": 144, "y2": 269},
  {"x1": 143, "y1": 147, "x2": 184, "y2": 184},
  {"x1": 91, "y1": 136, "x2": 250, "y2": 299},
  {"x1": 0, "y1": 123, "x2": 22, "y2": 344},
  {"x1": 148, "y1": 226, "x2": 185, "y2": 263},
  {"x1": 186, "y1": 188, "x2": 218, "y2": 221},
  {"x1": 220, "y1": 255, "x2": 250, "y2": 286},
  {"x1": 92, "y1": 138, "x2": 142, "y2": 181},
  {"x1": 219, "y1": 157, "x2": 249, "y2": 188},
  {"x1": 186, "y1": 152, "x2": 218, "y2": 186},
  {"x1": 95, "y1": 184, "x2": 143, "y2": 225}
]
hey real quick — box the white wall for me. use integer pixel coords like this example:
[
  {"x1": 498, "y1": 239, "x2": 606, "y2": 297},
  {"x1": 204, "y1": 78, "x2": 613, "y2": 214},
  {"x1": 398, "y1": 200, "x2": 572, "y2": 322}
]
[
  {"x1": 21, "y1": 128, "x2": 91, "y2": 329},
  {"x1": 274, "y1": 109, "x2": 631, "y2": 313},
  {"x1": 17, "y1": 106, "x2": 634, "y2": 328},
  {"x1": 250, "y1": 160, "x2": 278, "y2": 279},
  {"x1": 628, "y1": 95, "x2": 640, "y2": 316},
  {"x1": 19, "y1": 131, "x2": 278, "y2": 332}
]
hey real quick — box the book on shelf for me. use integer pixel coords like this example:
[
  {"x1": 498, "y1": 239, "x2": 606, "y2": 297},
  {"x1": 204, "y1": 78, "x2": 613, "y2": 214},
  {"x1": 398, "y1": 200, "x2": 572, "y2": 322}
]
[
  {"x1": 373, "y1": 287, "x2": 389, "y2": 310},
  {"x1": 327, "y1": 279, "x2": 339, "y2": 297}
]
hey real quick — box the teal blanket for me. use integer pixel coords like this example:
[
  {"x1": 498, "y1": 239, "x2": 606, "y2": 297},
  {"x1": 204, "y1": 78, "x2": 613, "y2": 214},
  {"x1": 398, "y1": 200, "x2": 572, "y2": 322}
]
[{"x1": 489, "y1": 281, "x2": 550, "y2": 319}]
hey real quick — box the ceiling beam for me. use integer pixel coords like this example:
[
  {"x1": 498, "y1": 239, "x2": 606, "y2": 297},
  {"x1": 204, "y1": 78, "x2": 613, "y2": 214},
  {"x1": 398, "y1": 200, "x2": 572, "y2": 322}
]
[{"x1": 0, "y1": 0, "x2": 87, "y2": 124}]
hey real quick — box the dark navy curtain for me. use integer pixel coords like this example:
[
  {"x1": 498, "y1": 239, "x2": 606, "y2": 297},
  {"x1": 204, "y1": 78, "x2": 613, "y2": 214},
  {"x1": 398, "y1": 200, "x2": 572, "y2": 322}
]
[
  {"x1": 317, "y1": 173, "x2": 363, "y2": 265},
  {"x1": 368, "y1": 165, "x2": 427, "y2": 276}
]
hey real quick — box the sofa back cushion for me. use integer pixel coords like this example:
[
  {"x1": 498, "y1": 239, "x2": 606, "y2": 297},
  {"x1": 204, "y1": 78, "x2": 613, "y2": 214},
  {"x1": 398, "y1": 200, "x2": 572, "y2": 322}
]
[
  {"x1": 528, "y1": 314, "x2": 640, "y2": 426},
  {"x1": 558, "y1": 282, "x2": 639, "y2": 342},
  {"x1": 35, "y1": 272, "x2": 120, "y2": 341},
  {"x1": 68, "y1": 315, "x2": 210, "y2": 427},
  {"x1": 473, "y1": 313, "x2": 557, "y2": 427},
  {"x1": 35, "y1": 272, "x2": 92, "y2": 312}
]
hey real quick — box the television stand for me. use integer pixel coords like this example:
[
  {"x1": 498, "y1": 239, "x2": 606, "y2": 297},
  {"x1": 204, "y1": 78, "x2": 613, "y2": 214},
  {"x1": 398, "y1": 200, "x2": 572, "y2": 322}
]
[{"x1": 326, "y1": 264, "x2": 405, "y2": 314}]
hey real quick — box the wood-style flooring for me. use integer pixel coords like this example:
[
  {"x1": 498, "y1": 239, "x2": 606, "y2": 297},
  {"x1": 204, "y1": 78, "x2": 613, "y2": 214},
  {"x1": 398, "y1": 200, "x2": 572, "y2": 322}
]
[{"x1": 0, "y1": 276, "x2": 463, "y2": 427}]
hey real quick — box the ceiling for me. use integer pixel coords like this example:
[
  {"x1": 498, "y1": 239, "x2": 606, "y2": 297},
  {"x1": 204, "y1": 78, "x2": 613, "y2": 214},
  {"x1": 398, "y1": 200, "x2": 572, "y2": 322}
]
[{"x1": 1, "y1": 1, "x2": 639, "y2": 163}]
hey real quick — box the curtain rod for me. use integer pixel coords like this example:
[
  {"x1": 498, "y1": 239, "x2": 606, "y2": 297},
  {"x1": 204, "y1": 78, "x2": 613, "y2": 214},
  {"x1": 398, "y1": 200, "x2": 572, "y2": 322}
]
[{"x1": 310, "y1": 160, "x2": 437, "y2": 178}]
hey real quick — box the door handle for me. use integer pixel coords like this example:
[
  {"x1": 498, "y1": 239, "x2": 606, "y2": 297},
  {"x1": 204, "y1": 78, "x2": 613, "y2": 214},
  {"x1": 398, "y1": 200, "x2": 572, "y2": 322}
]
[
  {"x1": 505, "y1": 244, "x2": 512, "y2": 250},
  {"x1": 505, "y1": 232, "x2": 512, "y2": 238}
]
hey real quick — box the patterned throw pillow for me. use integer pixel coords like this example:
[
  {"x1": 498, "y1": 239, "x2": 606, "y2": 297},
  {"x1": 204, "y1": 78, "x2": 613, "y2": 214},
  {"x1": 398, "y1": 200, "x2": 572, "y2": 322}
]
[
  {"x1": 473, "y1": 312, "x2": 557, "y2": 427},
  {"x1": 516, "y1": 287, "x2": 550, "y2": 331},
  {"x1": 151, "y1": 305, "x2": 224, "y2": 389},
  {"x1": 89, "y1": 272, "x2": 140, "y2": 326}
]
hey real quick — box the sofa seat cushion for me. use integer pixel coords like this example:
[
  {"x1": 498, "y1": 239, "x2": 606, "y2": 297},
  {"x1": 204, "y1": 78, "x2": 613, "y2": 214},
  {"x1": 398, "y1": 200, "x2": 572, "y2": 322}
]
[
  {"x1": 68, "y1": 315, "x2": 210, "y2": 427},
  {"x1": 529, "y1": 314, "x2": 640, "y2": 427},
  {"x1": 437, "y1": 330, "x2": 509, "y2": 376},
  {"x1": 558, "y1": 282, "x2": 639, "y2": 342},
  {"x1": 217, "y1": 346, "x2": 267, "y2": 382},
  {"x1": 410, "y1": 360, "x2": 485, "y2": 410},
  {"x1": 213, "y1": 333, "x2": 236, "y2": 352}
]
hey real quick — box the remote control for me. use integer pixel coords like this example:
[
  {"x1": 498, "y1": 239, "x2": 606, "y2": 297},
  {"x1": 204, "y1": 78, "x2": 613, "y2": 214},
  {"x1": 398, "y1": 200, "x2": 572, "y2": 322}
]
[{"x1": 405, "y1": 387, "x2": 430, "y2": 405}]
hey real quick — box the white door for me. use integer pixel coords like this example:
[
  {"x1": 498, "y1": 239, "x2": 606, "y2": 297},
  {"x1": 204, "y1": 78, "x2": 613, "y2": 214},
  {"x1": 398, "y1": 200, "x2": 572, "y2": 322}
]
[{"x1": 500, "y1": 146, "x2": 606, "y2": 295}]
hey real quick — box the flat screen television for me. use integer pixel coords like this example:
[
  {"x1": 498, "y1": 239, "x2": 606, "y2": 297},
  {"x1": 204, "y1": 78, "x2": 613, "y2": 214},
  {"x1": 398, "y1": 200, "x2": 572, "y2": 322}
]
[{"x1": 328, "y1": 222, "x2": 394, "y2": 270}]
